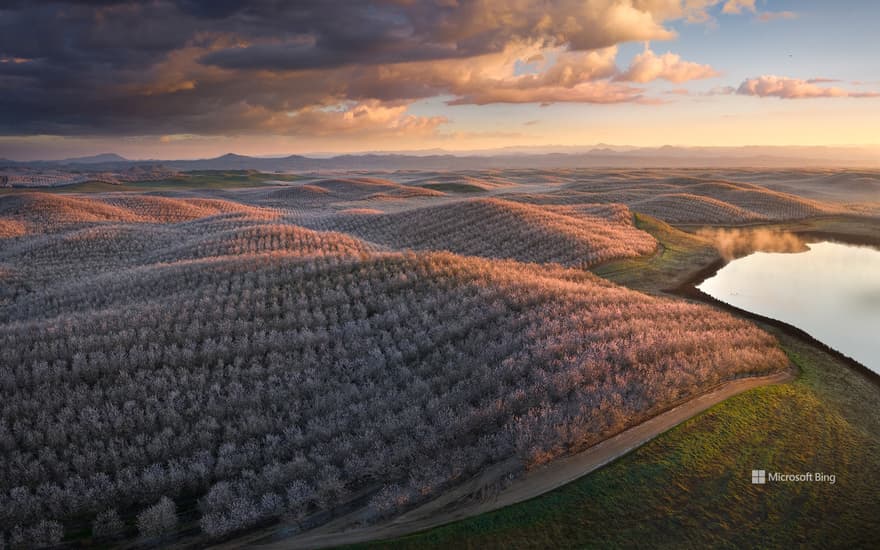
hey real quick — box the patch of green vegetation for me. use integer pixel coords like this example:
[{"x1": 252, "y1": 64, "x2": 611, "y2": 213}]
[
  {"x1": 420, "y1": 183, "x2": 488, "y2": 193},
  {"x1": 0, "y1": 170, "x2": 302, "y2": 194},
  {"x1": 359, "y1": 335, "x2": 880, "y2": 549},
  {"x1": 593, "y1": 213, "x2": 718, "y2": 293}
]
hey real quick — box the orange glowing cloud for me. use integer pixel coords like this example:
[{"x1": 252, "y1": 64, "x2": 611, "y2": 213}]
[{"x1": 616, "y1": 47, "x2": 719, "y2": 83}]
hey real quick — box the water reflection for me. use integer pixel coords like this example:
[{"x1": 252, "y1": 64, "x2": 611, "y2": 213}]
[{"x1": 698, "y1": 241, "x2": 880, "y2": 374}]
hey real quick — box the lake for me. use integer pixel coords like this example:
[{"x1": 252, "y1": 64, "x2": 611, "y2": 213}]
[{"x1": 698, "y1": 241, "x2": 880, "y2": 374}]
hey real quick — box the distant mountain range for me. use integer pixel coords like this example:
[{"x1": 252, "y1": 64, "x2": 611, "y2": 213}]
[
  {"x1": 3, "y1": 146, "x2": 879, "y2": 171},
  {"x1": 60, "y1": 153, "x2": 130, "y2": 164}
]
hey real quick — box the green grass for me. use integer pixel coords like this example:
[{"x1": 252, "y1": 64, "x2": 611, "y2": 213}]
[
  {"x1": 355, "y1": 214, "x2": 880, "y2": 549},
  {"x1": 592, "y1": 213, "x2": 718, "y2": 293},
  {"x1": 0, "y1": 170, "x2": 302, "y2": 194}
]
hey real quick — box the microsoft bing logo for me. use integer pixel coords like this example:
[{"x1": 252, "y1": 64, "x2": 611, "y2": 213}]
[{"x1": 751, "y1": 470, "x2": 767, "y2": 484}]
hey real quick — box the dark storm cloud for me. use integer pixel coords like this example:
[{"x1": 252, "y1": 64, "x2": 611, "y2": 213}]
[
  {"x1": 174, "y1": 0, "x2": 248, "y2": 18},
  {"x1": 195, "y1": 1, "x2": 484, "y2": 71},
  {"x1": 198, "y1": 29, "x2": 464, "y2": 72},
  {"x1": 0, "y1": 1, "x2": 716, "y2": 136},
  {"x1": 0, "y1": 0, "x2": 454, "y2": 134}
]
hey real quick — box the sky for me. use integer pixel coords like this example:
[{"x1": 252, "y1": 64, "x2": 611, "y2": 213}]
[{"x1": 1, "y1": 0, "x2": 879, "y2": 160}]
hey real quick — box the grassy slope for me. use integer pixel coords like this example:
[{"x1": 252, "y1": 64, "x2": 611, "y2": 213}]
[
  {"x1": 0, "y1": 171, "x2": 299, "y2": 194},
  {"x1": 592, "y1": 213, "x2": 718, "y2": 292},
  {"x1": 358, "y1": 215, "x2": 880, "y2": 549}
]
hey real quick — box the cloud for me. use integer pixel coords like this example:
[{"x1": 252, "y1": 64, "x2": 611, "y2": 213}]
[
  {"x1": 616, "y1": 47, "x2": 719, "y2": 83},
  {"x1": 721, "y1": 1, "x2": 796, "y2": 23},
  {"x1": 722, "y1": 0, "x2": 756, "y2": 15},
  {"x1": 404, "y1": 44, "x2": 642, "y2": 105},
  {"x1": 280, "y1": 101, "x2": 449, "y2": 137},
  {"x1": 194, "y1": 1, "x2": 685, "y2": 74},
  {"x1": 705, "y1": 85, "x2": 737, "y2": 96},
  {"x1": 159, "y1": 134, "x2": 200, "y2": 143},
  {"x1": 0, "y1": 56, "x2": 31, "y2": 64},
  {"x1": 448, "y1": 80, "x2": 642, "y2": 105},
  {"x1": 0, "y1": 1, "x2": 744, "y2": 137},
  {"x1": 737, "y1": 75, "x2": 880, "y2": 99}
]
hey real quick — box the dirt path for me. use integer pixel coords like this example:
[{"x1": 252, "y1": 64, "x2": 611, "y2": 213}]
[{"x1": 234, "y1": 369, "x2": 794, "y2": 549}]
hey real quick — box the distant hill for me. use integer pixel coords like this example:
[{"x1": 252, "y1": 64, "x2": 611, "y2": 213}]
[
  {"x1": 60, "y1": 153, "x2": 129, "y2": 164},
  {"x1": 4, "y1": 146, "x2": 879, "y2": 171}
]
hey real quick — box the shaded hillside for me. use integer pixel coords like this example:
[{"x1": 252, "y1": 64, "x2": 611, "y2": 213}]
[{"x1": 268, "y1": 177, "x2": 443, "y2": 207}]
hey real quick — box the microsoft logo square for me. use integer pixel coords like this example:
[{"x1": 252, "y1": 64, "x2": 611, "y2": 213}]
[{"x1": 752, "y1": 470, "x2": 766, "y2": 484}]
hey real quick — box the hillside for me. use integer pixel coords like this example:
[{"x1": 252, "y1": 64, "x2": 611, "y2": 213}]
[
  {"x1": 0, "y1": 192, "x2": 279, "y2": 236},
  {"x1": 268, "y1": 177, "x2": 444, "y2": 206},
  {"x1": 0, "y1": 247, "x2": 787, "y2": 540},
  {"x1": 511, "y1": 176, "x2": 852, "y2": 224},
  {"x1": 0, "y1": 167, "x2": 874, "y2": 547},
  {"x1": 317, "y1": 198, "x2": 657, "y2": 267}
]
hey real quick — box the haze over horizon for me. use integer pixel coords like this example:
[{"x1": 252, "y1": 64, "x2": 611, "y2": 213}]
[
  {"x1": 7, "y1": 144, "x2": 880, "y2": 165},
  {"x1": 2, "y1": 0, "x2": 879, "y2": 160}
]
